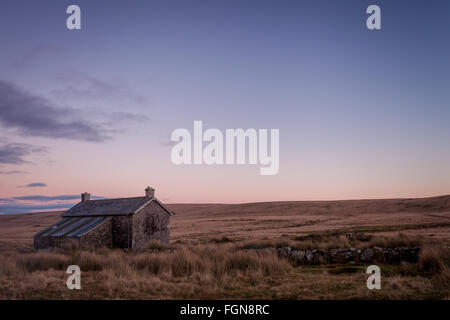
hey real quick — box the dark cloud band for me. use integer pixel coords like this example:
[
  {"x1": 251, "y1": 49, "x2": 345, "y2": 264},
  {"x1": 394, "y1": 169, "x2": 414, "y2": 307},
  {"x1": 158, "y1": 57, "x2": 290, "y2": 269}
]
[
  {"x1": 18, "y1": 182, "x2": 48, "y2": 188},
  {"x1": 0, "y1": 80, "x2": 109, "y2": 142},
  {"x1": 0, "y1": 194, "x2": 104, "y2": 214},
  {"x1": 0, "y1": 143, "x2": 47, "y2": 164}
]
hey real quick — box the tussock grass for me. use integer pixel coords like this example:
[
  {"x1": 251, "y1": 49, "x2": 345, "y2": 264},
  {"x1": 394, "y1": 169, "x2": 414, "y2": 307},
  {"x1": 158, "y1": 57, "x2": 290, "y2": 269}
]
[
  {"x1": 11, "y1": 244, "x2": 291, "y2": 278},
  {"x1": 1, "y1": 242, "x2": 449, "y2": 299},
  {"x1": 240, "y1": 239, "x2": 291, "y2": 250},
  {"x1": 131, "y1": 246, "x2": 290, "y2": 278},
  {"x1": 418, "y1": 246, "x2": 450, "y2": 275},
  {"x1": 364, "y1": 233, "x2": 424, "y2": 248},
  {"x1": 16, "y1": 252, "x2": 71, "y2": 272},
  {"x1": 292, "y1": 236, "x2": 352, "y2": 251},
  {"x1": 141, "y1": 240, "x2": 174, "y2": 252},
  {"x1": 293, "y1": 233, "x2": 426, "y2": 251},
  {"x1": 294, "y1": 223, "x2": 450, "y2": 243},
  {"x1": 132, "y1": 253, "x2": 168, "y2": 275},
  {"x1": 210, "y1": 236, "x2": 234, "y2": 244}
]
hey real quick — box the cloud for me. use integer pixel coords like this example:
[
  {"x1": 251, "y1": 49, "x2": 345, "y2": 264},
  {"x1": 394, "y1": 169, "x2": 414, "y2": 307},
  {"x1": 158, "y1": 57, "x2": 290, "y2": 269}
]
[
  {"x1": 18, "y1": 182, "x2": 48, "y2": 188},
  {"x1": 0, "y1": 195, "x2": 104, "y2": 203},
  {"x1": 0, "y1": 194, "x2": 105, "y2": 214},
  {"x1": 0, "y1": 170, "x2": 28, "y2": 175},
  {"x1": 0, "y1": 203, "x2": 73, "y2": 215},
  {"x1": 12, "y1": 195, "x2": 78, "y2": 202},
  {"x1": 105, "y1": 112, "x2": 149, "y2": 124},
  {"x1": 0, "y1": 80, "x2": 110, "y2": 142},
  {"x1": 52, "y1": 70, "x2": 147, "y2": 105},
  {"x1": 11, "y1": 195, "x2": 104, "y2": 202},
  {"x1": 0, "y1": 143, "x2": 47, "y2": 164}
]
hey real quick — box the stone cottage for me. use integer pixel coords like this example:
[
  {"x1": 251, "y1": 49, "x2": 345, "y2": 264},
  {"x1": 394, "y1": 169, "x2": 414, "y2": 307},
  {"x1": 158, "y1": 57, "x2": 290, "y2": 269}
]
[{"x1": 34, "y1": 187, "x2": 174, "y2": 250}]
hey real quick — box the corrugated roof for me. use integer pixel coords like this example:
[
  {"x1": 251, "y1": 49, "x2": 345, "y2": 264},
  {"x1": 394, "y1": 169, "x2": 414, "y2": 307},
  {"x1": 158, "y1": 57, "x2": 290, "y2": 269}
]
[
  {"x1": 61, "y1": 196, "x2": 153, "y2": 217},
  {"x1": 34, "y1": 217, "x2": 111, "y2": 238}
]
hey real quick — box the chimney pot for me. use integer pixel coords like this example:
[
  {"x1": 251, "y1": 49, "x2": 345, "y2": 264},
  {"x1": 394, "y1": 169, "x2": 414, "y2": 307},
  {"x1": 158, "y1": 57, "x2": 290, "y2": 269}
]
[
  {"x1": 81, "y1": 192, "x2": 91, "y2": 202},
  {"x1": 145, "y1": 187, "x2": 155, "y2": 198}
]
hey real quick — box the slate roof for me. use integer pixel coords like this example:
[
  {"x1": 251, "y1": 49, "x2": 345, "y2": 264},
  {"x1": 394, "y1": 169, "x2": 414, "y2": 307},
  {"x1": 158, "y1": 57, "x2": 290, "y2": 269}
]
[
  {"x1": 61, "y1": 196, "x2": 174, "y2": 217},
  {"x1": 34, "y1": 216, "x2": 111, "y2": 238}
]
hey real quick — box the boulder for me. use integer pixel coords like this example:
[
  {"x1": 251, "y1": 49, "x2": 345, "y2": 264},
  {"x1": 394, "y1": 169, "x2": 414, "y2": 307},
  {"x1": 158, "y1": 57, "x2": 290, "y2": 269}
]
[
  {"x1": 290, "y1": 250, "x2": 306, "y2": 264},
  {"x1": 312, "y1": 249, "x2": 325, "y2": 264},
  {"x1": 305, "y1": 250, "x2": 314, "y2": 263},
  {"x1": 277, "y1": 246, "x2": 291, "y2": 258}
]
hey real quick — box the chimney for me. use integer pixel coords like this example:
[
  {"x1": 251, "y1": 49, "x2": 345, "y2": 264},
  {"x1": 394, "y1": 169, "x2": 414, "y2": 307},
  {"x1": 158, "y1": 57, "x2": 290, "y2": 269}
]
[
  {"x1": 145, "y1": 187, "x2": 155, "y2": 198},
  {"x1": 81, "y1": 192, "x2": 91, "y2": 202}
]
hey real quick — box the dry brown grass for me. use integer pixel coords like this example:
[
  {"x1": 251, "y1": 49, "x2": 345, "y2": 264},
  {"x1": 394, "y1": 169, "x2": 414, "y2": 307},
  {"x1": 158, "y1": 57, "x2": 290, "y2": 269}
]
[
  {"x1": 418, "y1": 246, "x2": 450, "y2": 275},
  {"x1": 165, "y1": 196, "x2": 450, "y2": 243},
  {"x1": 283, "y1": 233, "x2": 426, "y2": 251},
  {"x1": 0, "y1": 242, "x2": 449, "y2": 299},
  {"x1": 365, "y1": 233, "x2": 424, "y2": 248},
  {"x1": 16, "y1": 252, "x2": 72, "y2": 272},
  {"x1": 1, "y1": 196, "x2": 450, "y2": 249},
  {"x1": 0, "y1": 244, "x2": 294, "y2": 299},
  {"x1": 0, "y1": 195, "x2": 450, "y2": 299}
]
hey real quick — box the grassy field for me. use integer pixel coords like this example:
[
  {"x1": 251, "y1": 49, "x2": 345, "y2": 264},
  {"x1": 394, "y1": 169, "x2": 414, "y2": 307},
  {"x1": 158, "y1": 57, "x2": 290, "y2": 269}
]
[{"x1": 0, "y1": 195, "x2": 449, "y2": 299}]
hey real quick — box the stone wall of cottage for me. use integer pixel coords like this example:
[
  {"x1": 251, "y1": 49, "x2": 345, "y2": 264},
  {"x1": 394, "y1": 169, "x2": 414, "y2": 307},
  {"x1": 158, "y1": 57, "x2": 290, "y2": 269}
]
[
  {"x1": 34, "y1": 236, "x2": 80, "y2": 250},
  {"x1": 80, "y1": 219, "x2": 113, "y2": 249},
  {"x1": 112, "y1": 215, "x2": 132, "y2": 248},
  {"x1": 34, "y1": 236, "x2": 51, "y2": 250},
  {"x1": 34, "y1": 202, "x2": 170, "y2": 250},
  {"x1": 132, "y1": 201, "x2": 170, "y2": 249}
]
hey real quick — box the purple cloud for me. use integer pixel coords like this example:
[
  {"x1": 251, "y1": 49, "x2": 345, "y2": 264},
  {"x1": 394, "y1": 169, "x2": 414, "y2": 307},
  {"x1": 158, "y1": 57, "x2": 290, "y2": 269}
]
[
  {"x1": 0, "y1": 143, "x2": 47, "y2": 164},
  {"x1": 18, "y1": 182, "x2": 48, "y2": 188},
  {"x1": 0, "y1": 80, "x2": 109, "y2": 142}
]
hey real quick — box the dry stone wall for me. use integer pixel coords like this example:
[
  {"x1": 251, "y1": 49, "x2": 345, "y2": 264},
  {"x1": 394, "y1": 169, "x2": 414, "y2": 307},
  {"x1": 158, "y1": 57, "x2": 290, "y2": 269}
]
[{"x1": 276, "y1": 246, "x2": 421, "y2": 265}]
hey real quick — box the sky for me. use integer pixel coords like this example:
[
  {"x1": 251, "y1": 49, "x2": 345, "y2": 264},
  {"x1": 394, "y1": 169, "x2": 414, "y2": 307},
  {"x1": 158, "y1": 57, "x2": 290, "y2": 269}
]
[{"x1": 1, "y1": 0, "x2": 450, "y2": 213}]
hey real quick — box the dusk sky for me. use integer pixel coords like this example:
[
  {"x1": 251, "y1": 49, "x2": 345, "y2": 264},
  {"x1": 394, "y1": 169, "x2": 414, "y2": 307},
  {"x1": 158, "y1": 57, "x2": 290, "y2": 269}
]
[{"x1": 1, "y1": 0, "x2": 450, "y2": 213}]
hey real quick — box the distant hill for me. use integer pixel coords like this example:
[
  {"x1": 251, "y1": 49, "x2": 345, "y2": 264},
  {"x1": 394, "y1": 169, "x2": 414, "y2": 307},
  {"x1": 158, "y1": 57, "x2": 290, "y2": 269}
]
[{"x1": 1, "y1": 195, "x2": 449, "y2": 249}]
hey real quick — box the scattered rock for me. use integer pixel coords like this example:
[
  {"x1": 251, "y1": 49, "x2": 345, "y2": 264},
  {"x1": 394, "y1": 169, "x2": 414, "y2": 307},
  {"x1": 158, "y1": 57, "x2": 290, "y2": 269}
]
[
  {"x1": 277, "y1": 246, "x2": 291, "y2": 258},
  {"x1": 305, "y1": 250, "x2": 314, "y2": 263},
  {"x1": 312, "y1": 249, "x2": 325, "y2": 264},
  {"x1": 360, "y1": 248, "x2": 374, "y2": 262},
  {"x1": 290, "y1": 250, "x2": 306, "y2": 264}
]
